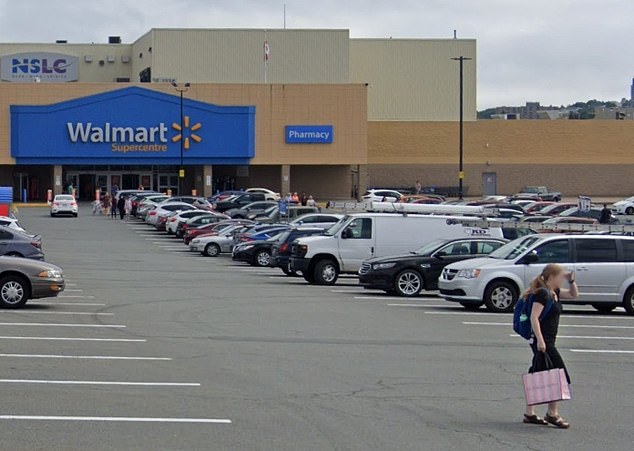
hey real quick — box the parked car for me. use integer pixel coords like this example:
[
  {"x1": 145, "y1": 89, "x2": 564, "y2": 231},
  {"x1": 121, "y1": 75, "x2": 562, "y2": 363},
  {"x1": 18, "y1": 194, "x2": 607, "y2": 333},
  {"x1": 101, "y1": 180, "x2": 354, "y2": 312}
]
[
  {"x1": 520, "y1": 215, "x2": 552, "y2": 223},
  {"x1": 523, "y1": 201, "x2": 555, "y2": 214},
  {"x1": 165, "y1": 210, "x2": 216, "y2": 234},
  {"x1": 540, "y1": 216, "x2": 598, "y2": 230},
  {"x1": 398, "y1": 195, "x2": 443, "y2": 205},
  {"x1": 175, "y1": 212, "x2": 229, "y2": 238},
  {"x1": 208, "y1": 190, "x2": 244, "y2": 203},
  {"x1": 0, "y1": 255, "x2": 64, "y2": 308},
  {"x1": 289, "y1": 213, "x2": 343, "y2": 229},
  {"x1": 438, "y1": 234, "x2": 634, "y2": 315},
  {"x1": 537, "y1": 202, "x2": 577, "y2": 217},
  {"x1": 270, "y1": 227, "x2": 326, "y2": 275},
  {"x1": 146, "y1": 202, "x2": 197, "y2": 226},
  {"x1": 114, "y1": 189, "x2": 157, "y2": 203},
  {"x1": 245, "y1": 187, "x2": 280, "y2": 201},
  {"x1": 233, "y1": 224, "x2": 291, "y2": 245},
  {"x1": 183, "y1": 219, "x2": 253, "y2": 244},
  {"x1": 0, "y1": 227, "x2": 44, "y2": 260},
  {"x1": 291, "y1": 213, "x2": 504, "y2": 286},
  {"x1": 50, "y1": 194, "x2": 78, "y2": 217},
  {"x1": 190, "y1": 224, "x2": 249, "y2": 257},
  {"x1": 558, "y1": 207, "x2": 614, "y2": 223},
  {"x1": 251, "y1": 206, "x2": 318, "y2": 223},
  {"x1": 130, "y1": 194, "x2": 168, "y2": 216},
  {"x1": 359, "y1": 238, "x2": 506, "y2": 297},
  {"x1": 232, "y1": 232, "x2": 287, "y2": 267},
  {"x1": 514, "y1": 186, "x2": 562, "y2": 202},
  {"x1": 0, "y1": 216, "x2": 26, "y2": 233},
  {"x1": 362, "y1": 189, "x2": 402, "y2": 203},
  {"x1": 214, "y1": 193, "x2": 267, "y2": 213},
  {"x1": 612, "y1": 196, "x2": 634, "y2": 215},
  {"x1": 224, "y1": 201, "x2": 278, "y2": 219}
]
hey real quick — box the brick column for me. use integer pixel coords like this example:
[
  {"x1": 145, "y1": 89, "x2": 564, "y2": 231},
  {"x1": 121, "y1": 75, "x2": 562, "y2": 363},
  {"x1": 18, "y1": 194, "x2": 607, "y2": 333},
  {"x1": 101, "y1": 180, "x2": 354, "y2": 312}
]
[
  {"x1": 53, "y1": 165, "x2": 63, "y2": 195},
  {"x1": 280, "y1": 164, "x2": 291, "y2": 197},
  {"x1": 203, "y1": 165, "x2": 213, "y2": 198}
]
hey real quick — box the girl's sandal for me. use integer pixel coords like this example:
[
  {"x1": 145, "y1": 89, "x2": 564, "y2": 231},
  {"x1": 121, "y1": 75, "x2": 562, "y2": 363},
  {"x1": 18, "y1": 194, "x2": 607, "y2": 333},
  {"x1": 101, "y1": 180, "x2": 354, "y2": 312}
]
[
  {"x1": 545, "y1": 414, "x2": 570, "y2": 429},
  {"x1": 523, "y1": 414, "x2": 548, "y2": 425}
]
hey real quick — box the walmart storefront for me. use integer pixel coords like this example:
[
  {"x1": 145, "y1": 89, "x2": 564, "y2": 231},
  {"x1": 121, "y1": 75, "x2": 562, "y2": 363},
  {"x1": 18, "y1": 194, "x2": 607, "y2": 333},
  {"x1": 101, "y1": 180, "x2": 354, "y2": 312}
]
[{"x1": 1, "y1": 83, "x2": 367, "y2": 201}]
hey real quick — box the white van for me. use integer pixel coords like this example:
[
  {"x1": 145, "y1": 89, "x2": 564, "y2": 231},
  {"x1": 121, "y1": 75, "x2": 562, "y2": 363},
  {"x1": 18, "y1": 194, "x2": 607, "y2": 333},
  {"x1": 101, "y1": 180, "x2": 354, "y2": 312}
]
[{"x1": 290, "y1": 213, "x2": 503, "y2": 285}]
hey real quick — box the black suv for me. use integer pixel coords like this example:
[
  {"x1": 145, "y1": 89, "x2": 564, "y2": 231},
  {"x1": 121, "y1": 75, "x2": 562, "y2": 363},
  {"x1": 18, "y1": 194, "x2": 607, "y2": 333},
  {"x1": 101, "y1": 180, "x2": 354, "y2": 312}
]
[
  {"x1": 359, "y1": 238, "x2": 506, "y2": 297},
  {"x1": 270, "y1": 227, "x2": 325, "y2": 275},
  {"x1": 214, "y1": 193, "x2": 266, "y2": 213}
]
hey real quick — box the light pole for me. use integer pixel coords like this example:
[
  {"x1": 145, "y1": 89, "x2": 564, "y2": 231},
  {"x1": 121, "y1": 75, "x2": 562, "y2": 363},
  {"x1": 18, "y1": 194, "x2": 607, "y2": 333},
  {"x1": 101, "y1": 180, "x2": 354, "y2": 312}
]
[
  {"x1": 450, "y1": 56, "x2": 471, "y2": 200},
  {"x1": 171, "y1": 82, "x2": 191, "y2": 195}
]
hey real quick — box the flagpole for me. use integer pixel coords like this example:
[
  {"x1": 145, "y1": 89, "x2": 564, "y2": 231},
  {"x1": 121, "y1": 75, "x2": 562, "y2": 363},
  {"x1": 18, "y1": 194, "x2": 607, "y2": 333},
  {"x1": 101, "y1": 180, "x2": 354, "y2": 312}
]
[{"x1": 264, "y1": 30, "x2": 268, "y2": 83}]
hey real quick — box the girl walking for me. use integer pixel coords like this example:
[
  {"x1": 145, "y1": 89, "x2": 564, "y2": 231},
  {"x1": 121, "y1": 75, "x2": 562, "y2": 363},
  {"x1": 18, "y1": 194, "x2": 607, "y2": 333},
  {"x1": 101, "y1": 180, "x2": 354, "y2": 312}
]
[{"x1": 523, "y1": 263, "x2": 578, "y2": 429}]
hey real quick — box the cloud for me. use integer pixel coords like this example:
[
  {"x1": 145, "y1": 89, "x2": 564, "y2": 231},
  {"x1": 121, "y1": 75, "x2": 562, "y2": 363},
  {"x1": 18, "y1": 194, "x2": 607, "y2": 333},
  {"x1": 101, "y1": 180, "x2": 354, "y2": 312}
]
[{"x1": 0, "y1": 0, "x2": 631, "y2": 108}]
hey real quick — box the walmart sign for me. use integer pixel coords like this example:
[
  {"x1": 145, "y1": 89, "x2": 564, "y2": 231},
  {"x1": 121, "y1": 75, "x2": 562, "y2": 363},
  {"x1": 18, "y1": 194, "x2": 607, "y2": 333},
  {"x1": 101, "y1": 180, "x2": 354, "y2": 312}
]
[
  {"x1": 10, "y1": 87, "x2": 256, "y2": 165},
  {"x1": 0, "y1": 52, "x2": 79, "y2": 83}
]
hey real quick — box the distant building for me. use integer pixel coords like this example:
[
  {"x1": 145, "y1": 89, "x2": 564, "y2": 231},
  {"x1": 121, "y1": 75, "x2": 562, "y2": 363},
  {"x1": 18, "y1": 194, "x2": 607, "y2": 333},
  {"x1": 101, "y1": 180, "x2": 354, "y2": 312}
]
[
  {"x1": 593, "y1": 106, "x2": 634, "y2": 120},
  {"x1": 631, "y1": 78, "x2": 634, "y2": 101},
  {"x1": 490, "y1": 102, "x2": 541, "y2": 119}
]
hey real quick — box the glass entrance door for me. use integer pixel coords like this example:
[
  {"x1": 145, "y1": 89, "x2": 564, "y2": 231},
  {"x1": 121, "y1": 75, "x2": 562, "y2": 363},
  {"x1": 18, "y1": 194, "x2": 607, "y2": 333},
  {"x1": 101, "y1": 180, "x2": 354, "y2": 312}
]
[{"x1": 121, "y1": 174, "x2": 140, "y2": 190}]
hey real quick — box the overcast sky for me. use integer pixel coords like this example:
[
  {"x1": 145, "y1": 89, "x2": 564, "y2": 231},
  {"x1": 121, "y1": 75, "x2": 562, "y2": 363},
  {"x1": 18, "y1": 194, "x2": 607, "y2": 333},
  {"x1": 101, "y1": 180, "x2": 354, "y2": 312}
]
[{"x1": 0, "y1": 0, "x2": 631, "y2": 109}]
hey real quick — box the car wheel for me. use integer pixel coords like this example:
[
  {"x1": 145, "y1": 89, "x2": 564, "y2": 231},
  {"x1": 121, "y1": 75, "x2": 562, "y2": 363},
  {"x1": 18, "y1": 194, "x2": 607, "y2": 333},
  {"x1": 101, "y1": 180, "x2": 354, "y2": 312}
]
[
  {"x1": 254, "y1": 250, "x2": 271, "y2": 267},
  {"x1": 484, "y1": 280, "x2": 518, "y2": 313},
  {"x1": 0, "y1": 275, "x2": 30, "y2": 309},
  {"x1": 204, "y1": 243, "x2": 221, "y2": 257},
  {"x1": 623, "y1": 287, "x2": 634, "y2": 315},
  {"x1": 626, "y1": 207, "x2": 634, "y2": 215},
  {"x1": 303, "y1": 272, "x2": 315, "y2": 283},
  {"x1": 460, "y1": 302, "x2": 482, "y2": 311},
  {"x1": 313, "y1": 259, "x2": 338, "y2": 285},
  {"x1": 50, "y1": 213, "x2": 55, "y2": 217},
  {"x1": 592, "y1": 304, "x2": 616, "y2": 314},
  {"x1": 394, "y1": 269, "x2": 423, "y2": 297}
]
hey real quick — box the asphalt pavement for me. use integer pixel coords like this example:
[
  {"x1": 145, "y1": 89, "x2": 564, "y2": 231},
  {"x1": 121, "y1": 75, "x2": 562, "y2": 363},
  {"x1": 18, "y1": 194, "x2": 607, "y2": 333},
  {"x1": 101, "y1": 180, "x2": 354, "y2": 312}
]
[{"x1": 2, "y1": 205, "x2": 633, "y2": 450}]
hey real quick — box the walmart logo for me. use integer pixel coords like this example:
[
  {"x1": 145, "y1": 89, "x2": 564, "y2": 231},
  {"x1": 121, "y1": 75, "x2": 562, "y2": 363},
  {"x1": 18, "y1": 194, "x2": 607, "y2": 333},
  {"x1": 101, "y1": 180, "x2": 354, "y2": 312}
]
[{"x1": 172, "y1": 116, "x2": 202, "y2": 150}]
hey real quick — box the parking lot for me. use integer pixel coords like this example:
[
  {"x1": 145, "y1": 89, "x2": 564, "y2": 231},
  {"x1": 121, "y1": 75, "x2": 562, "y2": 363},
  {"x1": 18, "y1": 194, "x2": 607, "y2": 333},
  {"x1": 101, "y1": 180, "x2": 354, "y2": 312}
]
[{"x1": 1, "y1": 206, "x2": 633, "y2": 450}]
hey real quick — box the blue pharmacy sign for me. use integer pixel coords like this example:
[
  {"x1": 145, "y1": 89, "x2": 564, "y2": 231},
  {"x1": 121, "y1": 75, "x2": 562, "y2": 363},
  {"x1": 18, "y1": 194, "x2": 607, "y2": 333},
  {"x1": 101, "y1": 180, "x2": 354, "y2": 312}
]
[
  {"x1": 285, "y1": 125, "x2": 333, "y2": 144},
  {"x1": 10, "y1": 86, "x2": 256, "y2": 165},
  {"x1": 278, "y1": 199, "x2": 288, "y2": 216}
]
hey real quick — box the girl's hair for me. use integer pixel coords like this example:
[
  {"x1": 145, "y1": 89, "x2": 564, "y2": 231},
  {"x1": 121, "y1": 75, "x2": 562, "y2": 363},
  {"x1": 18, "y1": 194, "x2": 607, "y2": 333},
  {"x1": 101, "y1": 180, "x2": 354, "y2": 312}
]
[{"x1": 522, "y1": 263, "x2": 565, "y2": 298}]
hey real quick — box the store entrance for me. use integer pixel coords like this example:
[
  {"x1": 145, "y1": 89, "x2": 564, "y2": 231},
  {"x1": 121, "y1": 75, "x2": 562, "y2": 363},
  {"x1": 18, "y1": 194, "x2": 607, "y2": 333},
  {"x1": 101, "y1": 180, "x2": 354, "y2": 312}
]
[{"x1": 121, "y1": 174, "x2": 140, "y2": 190}]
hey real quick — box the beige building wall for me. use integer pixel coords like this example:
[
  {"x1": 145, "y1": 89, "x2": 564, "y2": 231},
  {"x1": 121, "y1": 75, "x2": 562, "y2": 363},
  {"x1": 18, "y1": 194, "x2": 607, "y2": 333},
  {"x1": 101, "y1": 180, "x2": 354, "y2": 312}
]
[
  {"x1": 0, "y1": 43, "x2": 133, "y2": 82},
  {"x1": 147, "y1": 29, "x2": 349, "y2": 84},
  {"x1": 350, "y1": 39, "x2": 477, "y2": 121},
  {"x1": 131, "y1": 31, "x2": 154, "y2": 82},
  {"x1": 0, "y1": 83, "x2": 367, "y2": 166}
]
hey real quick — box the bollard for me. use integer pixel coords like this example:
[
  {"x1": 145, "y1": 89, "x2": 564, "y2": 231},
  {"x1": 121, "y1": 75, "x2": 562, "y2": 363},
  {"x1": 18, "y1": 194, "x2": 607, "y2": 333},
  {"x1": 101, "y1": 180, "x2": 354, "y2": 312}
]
[
  {"x1": 95, "y1": 189, "x2": 100, "y2": 202},
  {"x1": 167, "y1": 189, "x2": 172, "y2": 197},
  {"x1": 47, "y1": 189, "x2": 52, "y2": 204},
  {"x1": 191, "y1": 189, "x2": 197, "y2": 196}
]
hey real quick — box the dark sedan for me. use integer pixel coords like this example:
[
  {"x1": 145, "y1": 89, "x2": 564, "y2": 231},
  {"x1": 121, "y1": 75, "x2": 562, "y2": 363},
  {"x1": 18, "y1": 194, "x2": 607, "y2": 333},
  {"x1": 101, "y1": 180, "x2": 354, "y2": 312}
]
[
  {"x1": 358, "y1": 238, "x2": 506, "y2": 297},
  {"x1": 270, "y1": 227, "x2": 325, "y2": 275},
  {"x1": 232, "y1": 233, "x2": 285, "y2": 267}
]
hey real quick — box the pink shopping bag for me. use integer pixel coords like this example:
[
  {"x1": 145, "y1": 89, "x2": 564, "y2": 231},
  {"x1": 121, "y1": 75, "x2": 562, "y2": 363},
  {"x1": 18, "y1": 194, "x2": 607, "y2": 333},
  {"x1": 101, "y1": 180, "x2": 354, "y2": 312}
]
[{"x1": 523, "y1": 368, "x2": 571, "y2": 406}]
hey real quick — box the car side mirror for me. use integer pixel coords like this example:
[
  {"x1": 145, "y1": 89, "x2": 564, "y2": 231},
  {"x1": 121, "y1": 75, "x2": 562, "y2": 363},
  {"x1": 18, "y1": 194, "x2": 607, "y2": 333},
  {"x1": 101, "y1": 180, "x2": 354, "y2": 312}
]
[
  {"x1": 342, "y1": 228, "x2": 353, "y2": 239},
  {"x1": 434, "y1": 251, "x2": 447, "y2": 258},
  {"x1": 523, "y1": 252, "x2": 539, "y2": 264}
]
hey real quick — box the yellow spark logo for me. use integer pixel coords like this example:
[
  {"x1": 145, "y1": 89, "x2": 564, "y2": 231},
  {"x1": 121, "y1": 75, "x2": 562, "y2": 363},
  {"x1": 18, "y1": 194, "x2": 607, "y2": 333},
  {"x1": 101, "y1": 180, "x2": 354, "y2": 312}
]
[{"x1": 172, "y1": 116, "x2": 202, "y2": 150}]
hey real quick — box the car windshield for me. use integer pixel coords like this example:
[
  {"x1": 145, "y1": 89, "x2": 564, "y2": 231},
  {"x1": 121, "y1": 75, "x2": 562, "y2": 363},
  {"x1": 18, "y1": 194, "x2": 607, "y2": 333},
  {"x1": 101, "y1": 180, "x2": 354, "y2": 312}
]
[
  {"x1": 324, "y1": 216, "x2": 349, "y2": 236},
  {"x1": 413, "y1": 239, "x2": 448, "y2": 256},
  {"x1": 56, "y1": 195, "x2": 74, "y2": 201},
  {"x1": 266, "y1": 232, "x2": 284, "y2": 242},
  {"x1": 488, "y1": 236, "x2": 541, "y2": 260},
  {"x1": 521, "y1": 187, "x2": 540, "y2": 193}
]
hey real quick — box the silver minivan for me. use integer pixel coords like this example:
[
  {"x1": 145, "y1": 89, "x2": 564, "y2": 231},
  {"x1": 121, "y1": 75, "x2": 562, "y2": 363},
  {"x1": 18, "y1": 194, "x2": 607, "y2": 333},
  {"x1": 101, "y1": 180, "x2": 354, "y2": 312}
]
[{"x1": 438, "y1": 234, "x2": 634, "y2": 314}]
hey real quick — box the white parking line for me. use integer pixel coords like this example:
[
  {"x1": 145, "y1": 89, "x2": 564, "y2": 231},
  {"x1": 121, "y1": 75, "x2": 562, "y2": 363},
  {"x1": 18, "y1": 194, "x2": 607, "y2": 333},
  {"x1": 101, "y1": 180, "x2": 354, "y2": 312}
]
[
  {"x1": 0, "y1": 379, "x2": 199, "y2": 387},
  {"x1": 354, "y1": 296, "x2": 422, "y2": 301},
  {"x1": 59, "y1": 295, "x2": 95, "y2": 299},
  {"x1": 427, "y1": 311, "x2": 633, "y2": 320},
  {"x1": 0, "y1": 322, "x2": 125, "y2": 328},
  {"x1": 387, "y1": 303, "x2": 453, "y2": 308},
  {"x1": 570, "y1": 349, "x2": 634, "y2": 354},
  {"x1": 0, "y1": 415, "x2": 231, "y2": 424},
  {"x1": 0, "y1": 354, "x2": 170, "y2": 360},
  {"x1": 63, "y1": 289, "x2": 83, "y2": 293},
  {"x1": 508, "y1": 334, "x2": 634, "y2": 340},
  {"x1": 462, "y1": 321, "x2": 634, "y2": 329},
  {"x1": 65, "y1": 283, "x2": 78, "y2": 287},
  {"x1": 0, "y1": 336, "x2": 145, "y2": 342},
  {"x1": 0, "y1": 311, "x2": 113, "y2": 316},
  {"x1": 29, "y1": 302, "x2": 106, "y2": 306}
]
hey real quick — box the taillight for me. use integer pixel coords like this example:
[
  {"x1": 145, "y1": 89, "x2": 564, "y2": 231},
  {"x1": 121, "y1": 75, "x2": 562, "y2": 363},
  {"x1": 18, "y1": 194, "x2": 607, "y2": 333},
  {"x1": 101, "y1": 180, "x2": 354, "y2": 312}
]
[
  {"x1": 169, "y1": 218, "x2": 177, "y2": 222},
  {"x1": 279, "y1": 243, "x2": 289, "y2": 253},
  {"x1": 31, "y1": 241, "x2": 41, "y2": 249},
  {"x1": 149, "y1": 211, "x2": 156, "y2": 216},
  {"x1": 53, "y1": 202, "x2": 59, "y2": 206},
  {"x1": 71, "y1": 202, "x2": 77, "y2": 207}
]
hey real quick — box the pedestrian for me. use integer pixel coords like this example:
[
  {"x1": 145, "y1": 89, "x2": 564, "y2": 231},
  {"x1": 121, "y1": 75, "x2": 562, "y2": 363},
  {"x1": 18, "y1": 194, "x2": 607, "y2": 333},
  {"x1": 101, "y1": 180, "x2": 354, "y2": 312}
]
[
  {"x1": 67, "y1": 182, "x2": 74, "y2": 196},
  {"x1": 306, "y1": 195, "x2": 316, "y2": 207},
  {"x1": 415, "y1": 180, "x2": 422, "y2": 194},
  {"x1": 124, "y1": 196, "x2": 133, "y2": 220},
  {"x1": 300, "y1": 192, "x2": 307, "y2": 206},
  {"x1": 523, "y1": 263, "x2": 577, "y2": 429},
  {"x1": 111, "y1": 185, "x2": 119, "y2": 219},
  {"x1": 117, "y1": 195, "x2": 126, "y2": 220},
  {"x1": 285, "y1": 193, "x2": 293, "y2": 202},
  {"x1": 599, "y1": 204, "x2": 612, "y2": 224},
  {"x1": 292, "y1": 192, "x2": 300, "y2": 203},
  {"x1": 103, "y1": 193, "x2": 111, "y2": 216}
]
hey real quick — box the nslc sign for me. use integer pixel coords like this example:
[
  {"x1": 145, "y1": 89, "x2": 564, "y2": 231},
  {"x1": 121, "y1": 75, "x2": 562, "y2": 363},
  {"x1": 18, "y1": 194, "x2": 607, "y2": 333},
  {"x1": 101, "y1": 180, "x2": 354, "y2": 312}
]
[
  {"x1": 0, "y1": 52, "x2": 79, "y2": 83},
  {"x1": 285, "y1": 125, "x2": 333, "y2": 144},
  {"x1": 11, "y1": 86, "x2": 256, "y2": 165}
]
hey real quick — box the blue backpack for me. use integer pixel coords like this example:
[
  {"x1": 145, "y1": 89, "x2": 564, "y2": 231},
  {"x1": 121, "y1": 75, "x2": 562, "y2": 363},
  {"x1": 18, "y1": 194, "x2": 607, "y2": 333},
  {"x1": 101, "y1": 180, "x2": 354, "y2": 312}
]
[{"x1": 513, "y1": 289, "x2": 553, "y2": 340}]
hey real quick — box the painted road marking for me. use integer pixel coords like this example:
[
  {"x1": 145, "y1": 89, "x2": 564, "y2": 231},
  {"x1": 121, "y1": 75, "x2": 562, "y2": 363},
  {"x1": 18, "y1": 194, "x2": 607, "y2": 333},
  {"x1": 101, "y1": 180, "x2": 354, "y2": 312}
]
[
  {"x1": 388, "y1": 303, "x2": 452, "y2": 308},
  {"x1": 509, "y1": 334, "x2": 634, "y2": 340},
  {"x1": 0, "y1": 336, "x2": 145, "y2": 342},
  {"x1": 0, "y1": 311, "x2": 113, "y2": 316},
  {"x1": 59, "y1": 295, "x2": 96, "y2": 299},
  {"x1": 0, "y1": 354, "x2": 170, "y2": 361},
  {"x1": 62, "y1": 289, "x2": 83, "y2": 293},
  {"x1": 29, "y1": 302, "x2": 106, "y2": 306},
  {"x1": 0, "y1": 415, "x2": 231, "y2": 424},
  {"x1": 570, "y1": 349, "x2": 634, "y2": 354},
  {"x1": 0, "y1": 379, "x2": 199, "y2": 387},
  {"x1": 427, "y1": 311, "x2": 632, "y2": 320},
  {"x1": 0, "y1": 322, "x2": 125, "y2": 328},
  {"x1": 462, "y1": 321, "x2": 634, "y2": 329}
]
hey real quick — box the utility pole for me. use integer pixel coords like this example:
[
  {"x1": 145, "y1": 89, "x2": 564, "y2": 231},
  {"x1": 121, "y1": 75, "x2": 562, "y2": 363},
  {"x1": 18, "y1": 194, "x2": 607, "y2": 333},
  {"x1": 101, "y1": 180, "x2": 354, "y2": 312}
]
[
  {"x1": 450, "y1": 56, "x2": 472, "y2": 200},
  {"x1": 171, "y1": 82, "x2": 191, "y2": 196}
]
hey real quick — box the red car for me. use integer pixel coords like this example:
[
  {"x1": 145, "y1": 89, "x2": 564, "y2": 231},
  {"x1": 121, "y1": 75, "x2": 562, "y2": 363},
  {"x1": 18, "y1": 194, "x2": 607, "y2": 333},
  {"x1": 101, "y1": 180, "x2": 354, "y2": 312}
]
[{"x1": 183, "y1": 220, "x2": 253, "y2": 244}]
